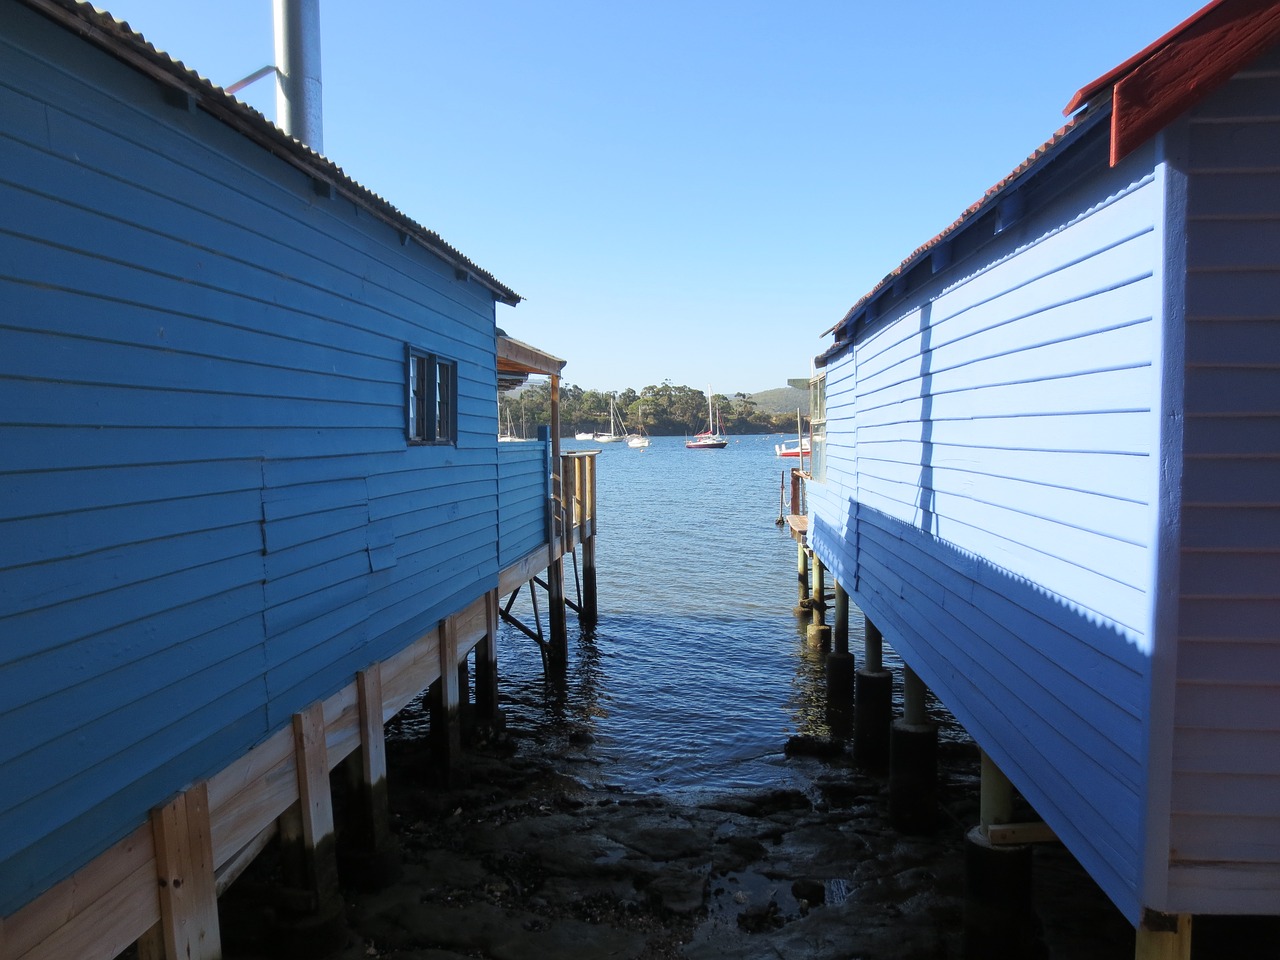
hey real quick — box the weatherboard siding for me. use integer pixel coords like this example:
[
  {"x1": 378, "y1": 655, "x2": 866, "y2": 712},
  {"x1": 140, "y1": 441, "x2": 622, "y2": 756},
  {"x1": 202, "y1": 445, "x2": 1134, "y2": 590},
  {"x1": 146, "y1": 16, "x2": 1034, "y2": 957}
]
[
  {"x1": 0, "y1": 4, "x2": 503, "y2": 916},
  {"x1": 810, "y1": 147, "x2": 1164, "y2": 921},
  {"x1": 1166, "y1": 52, "x2": 1280, "y2": 912},
  {"x1": 499, "y1": 442, "x2": 552, "y2": 567}
]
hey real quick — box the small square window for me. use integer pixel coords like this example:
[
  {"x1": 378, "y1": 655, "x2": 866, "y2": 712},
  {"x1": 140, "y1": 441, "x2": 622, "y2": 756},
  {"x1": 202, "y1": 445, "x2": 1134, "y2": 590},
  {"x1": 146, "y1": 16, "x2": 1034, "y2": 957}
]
[{"x1": 407, "y1": 346, "x2": 457, "y2": 445}]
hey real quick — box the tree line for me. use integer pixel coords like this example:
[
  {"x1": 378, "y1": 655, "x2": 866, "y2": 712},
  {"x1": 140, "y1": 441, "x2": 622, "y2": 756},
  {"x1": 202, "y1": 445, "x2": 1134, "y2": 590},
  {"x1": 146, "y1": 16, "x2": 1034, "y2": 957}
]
[{"x1": 501, "y1": 381, "x2": 802, "y2": 438}]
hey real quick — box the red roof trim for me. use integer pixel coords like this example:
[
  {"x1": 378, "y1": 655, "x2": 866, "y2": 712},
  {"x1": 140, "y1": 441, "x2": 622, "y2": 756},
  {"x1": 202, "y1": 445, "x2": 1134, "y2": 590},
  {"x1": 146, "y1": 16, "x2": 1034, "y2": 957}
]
[{"x1": 1065, "y1": 0, "x2": 1280, "y2": 165}]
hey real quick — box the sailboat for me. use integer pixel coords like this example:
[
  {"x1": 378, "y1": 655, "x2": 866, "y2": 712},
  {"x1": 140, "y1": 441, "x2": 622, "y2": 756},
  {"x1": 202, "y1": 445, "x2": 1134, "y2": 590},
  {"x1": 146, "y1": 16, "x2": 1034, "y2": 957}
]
[
  {"x1": 498, "y1": 402, "x2": 526, "y2": 442},
  {"x1": 626, "y1": 404, "x2": 650, "y2": 448},
  {"x1": 686, "y1": 387, "x2": 728, "y2": 449},
  {"x1": 595, "y1": 395, "x2": 626, "y2": 443}
]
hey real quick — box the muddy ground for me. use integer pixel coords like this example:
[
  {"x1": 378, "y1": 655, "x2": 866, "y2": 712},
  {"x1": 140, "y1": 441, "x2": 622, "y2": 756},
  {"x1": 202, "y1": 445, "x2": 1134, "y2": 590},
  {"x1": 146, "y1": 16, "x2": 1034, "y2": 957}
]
[{"x1": 218, "y1": 710, "x2": 1246, "y2": 960}]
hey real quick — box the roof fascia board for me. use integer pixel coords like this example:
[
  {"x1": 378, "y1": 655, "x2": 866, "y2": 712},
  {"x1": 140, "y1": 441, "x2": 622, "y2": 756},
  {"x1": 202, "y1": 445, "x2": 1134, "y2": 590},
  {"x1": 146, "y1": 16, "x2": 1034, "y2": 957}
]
[
  {"x1": 498, "y1": 336, "x2": 566, "y2": 376},
  {"x1": 1108, "y1": 0, "x2": 1280, "y2": 164}
]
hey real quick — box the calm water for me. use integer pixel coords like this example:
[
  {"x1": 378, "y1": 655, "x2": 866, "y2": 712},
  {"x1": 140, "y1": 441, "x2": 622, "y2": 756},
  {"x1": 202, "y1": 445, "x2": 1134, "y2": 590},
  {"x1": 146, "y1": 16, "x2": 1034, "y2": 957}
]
[{"x1": 492, "y1": 433, "x2": 905, "y2": 797}]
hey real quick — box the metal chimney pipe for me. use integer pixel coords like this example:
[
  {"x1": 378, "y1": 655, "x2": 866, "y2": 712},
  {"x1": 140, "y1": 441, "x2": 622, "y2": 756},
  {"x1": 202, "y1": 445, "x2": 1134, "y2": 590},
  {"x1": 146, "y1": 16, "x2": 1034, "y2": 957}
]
[{"x1": 273, "y1": 0, "x2": 323, "y2": 152}]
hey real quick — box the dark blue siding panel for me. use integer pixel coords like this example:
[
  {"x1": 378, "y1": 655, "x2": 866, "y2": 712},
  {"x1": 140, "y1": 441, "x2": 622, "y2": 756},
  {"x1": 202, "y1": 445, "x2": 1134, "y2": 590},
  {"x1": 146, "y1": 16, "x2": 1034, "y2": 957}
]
[
  {"x1": 498, "y1": 443, "x2": 550, "y2": 566},
  {"x1": 0, "y1": 3, "x2": 506, "y2": 917},
  {"x1": 1169, "y1": 48, "x2": 1280, "y2": 903}
]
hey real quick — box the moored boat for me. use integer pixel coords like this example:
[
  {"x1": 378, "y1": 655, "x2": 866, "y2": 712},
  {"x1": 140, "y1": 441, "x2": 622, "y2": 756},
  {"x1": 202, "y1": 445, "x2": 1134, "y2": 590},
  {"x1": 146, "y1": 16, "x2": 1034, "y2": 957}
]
[
  {"x1": 775, "y1": 436, "x2": 810, "y2": 457},
  {"x1": 686, "y1": 387, "x2": 728, "y2": 449}
]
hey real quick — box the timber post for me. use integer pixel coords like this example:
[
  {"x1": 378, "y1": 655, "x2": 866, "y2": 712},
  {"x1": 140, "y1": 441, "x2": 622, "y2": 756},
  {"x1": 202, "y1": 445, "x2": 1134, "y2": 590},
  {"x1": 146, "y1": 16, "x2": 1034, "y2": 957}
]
[
  {"x1": 429, "y1": 616, "x2": 466, "y2": 784},
  {"x1": 337, "y1": 665, "x2": 402, "y2": 890},
  {"x1": 541, "y1": 425, "x2": 569, "y2": 677},
  {"x1": 581, "y1": 455, "x2": 598, "y2": 628},
  {"x1": 963, "y1": 751, "x2": 1037, "y2": 960},
  {"x1": 854, "y1": 617, "x2": 892, "y2": 768},
  {"x1": 143, "y1": 782, "x2": 221, "y2": 960},
  {"x1": 889, "y1": 664, "x2": 937, "y2": 833},
  {"x1": 474, "y1": 589, "x2": 502, "y2": 731},
  {"x1": 1135, "y1": 911, "x2": 1192, "y2": 960},
  {"x1": 274, "y1": 701, "x2": 347, "y2": 954},
  {"x1": 794, "y1": 542, "x2": 810, "y2": 614},
  {"x1": 807, "y1": 555, "x2": 831, "y2": 647},
  {"x1": 826, "y1": 581, "x2": 855, "y2": 738}
]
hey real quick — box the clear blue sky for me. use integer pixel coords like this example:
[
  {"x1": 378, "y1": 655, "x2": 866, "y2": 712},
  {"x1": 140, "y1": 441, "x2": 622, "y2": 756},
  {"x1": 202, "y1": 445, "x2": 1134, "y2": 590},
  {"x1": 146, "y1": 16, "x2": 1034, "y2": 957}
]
[{"x1": 102, "y1": 0, "x2": 1205, "y2": 395}]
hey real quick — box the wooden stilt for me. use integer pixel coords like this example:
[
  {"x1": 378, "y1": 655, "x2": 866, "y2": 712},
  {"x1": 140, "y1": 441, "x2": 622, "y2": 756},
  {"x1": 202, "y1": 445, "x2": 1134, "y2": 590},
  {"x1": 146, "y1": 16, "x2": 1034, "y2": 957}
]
[
  {"x1": 903, "y1": 664, "x2": 927, "y2": 726},
  {"x1": 337, "y1": 665, "x2": 400, "y2": 890},
  {"x1": 808, "y1": 556, "x2": 831, "y2": 647},
  {"x1": 980, "y1": 750, "x2": 1014, "y2": 830},
  {"x1": 826, "y1": 581, "x2": 855, "y2": 738},
  {"x1": 457, "y1": 653, "x2": 474, "y2": 742},
  {"x1": 795, "y1": 542, "x2": 810, "y2": 613},
  {"x1": 268, "y1": 702, "x2": 346, "y2": 952},
  {"x1": 430, "y1": 617, "x2": 464, "y2": 778},
  {"x1": 890, "y1": 664, "x2": 937, "y2": 833},
  {"x1": 963, "y1": 751, "x2": 1036, "y2": 959},
  {"x1": 582, "y1": 532, "x2": 598, "y2": 628},
  {"x1": 475, "y1": 589, "x2": 501, "y2": 727},
  {"x1": 289, "y1": 702, "x2": 342, "y2": 908},
  {"x1": 1135, "y1": 911, "x2": 1192, "y2": 960},
  {"x1": 833, "y1": 583, "x2": 849, "y2": 655},
  {"x1": 149, "y1": 782, "x2": 221, "y2": 960},
  {"x1": 854, "y1": 617, "x2": 892, "y2": 768},
  {"x1": 864, "y1": 618, "x2": 883, "y2": 672}
]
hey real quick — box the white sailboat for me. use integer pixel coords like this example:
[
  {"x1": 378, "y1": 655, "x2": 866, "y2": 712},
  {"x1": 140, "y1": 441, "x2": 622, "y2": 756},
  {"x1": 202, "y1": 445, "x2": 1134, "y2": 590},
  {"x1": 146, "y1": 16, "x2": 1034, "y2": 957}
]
[
  {"x1": 686, "y1": 387, "x2": 727, "y2": 449},
  {"x1": 595, "y1": 395, "x2": 626, "y2": 443},
  {"x1": 626, "y1": 404, "x2": 650, "y2": 448}
]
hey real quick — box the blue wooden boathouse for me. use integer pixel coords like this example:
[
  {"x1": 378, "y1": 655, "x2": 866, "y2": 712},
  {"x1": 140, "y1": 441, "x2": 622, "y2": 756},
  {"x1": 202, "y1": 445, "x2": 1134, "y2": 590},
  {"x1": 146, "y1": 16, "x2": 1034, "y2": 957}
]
[
  {"x1": 806, "y1": 0, "x2": 1280, "y2": 954},
  {"x1": 0, "y1": 2, "x2": 596, "y2": 957}
]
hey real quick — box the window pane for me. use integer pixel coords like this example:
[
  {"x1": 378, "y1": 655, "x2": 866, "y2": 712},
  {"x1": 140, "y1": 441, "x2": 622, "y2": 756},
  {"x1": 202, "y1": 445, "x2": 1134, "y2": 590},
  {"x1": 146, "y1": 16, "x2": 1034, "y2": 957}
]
[
  {"x1": 414, "y1": 356, "x2": 429, "y2": 440},
  {"x1": 436, "y1": 361, "x2": 453, "y2": 441}
]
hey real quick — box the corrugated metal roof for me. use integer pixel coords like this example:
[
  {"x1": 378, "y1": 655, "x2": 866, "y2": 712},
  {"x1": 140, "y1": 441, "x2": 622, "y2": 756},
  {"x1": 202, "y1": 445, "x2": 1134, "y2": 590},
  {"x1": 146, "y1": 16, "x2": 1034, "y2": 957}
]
[{"x1": 19, "y1": 0, "x2": 522, "y2": 306}]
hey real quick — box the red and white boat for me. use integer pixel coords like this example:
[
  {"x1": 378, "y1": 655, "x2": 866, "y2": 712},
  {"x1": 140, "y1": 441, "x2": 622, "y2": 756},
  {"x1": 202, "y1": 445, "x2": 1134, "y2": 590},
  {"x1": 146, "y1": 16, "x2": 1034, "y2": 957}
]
[
  {"x1": 686, "y1": 387, "x2": 728, "y2": 449},
  {"x1": 775, "y1": 436, "x2": 810, "y2": 458}
]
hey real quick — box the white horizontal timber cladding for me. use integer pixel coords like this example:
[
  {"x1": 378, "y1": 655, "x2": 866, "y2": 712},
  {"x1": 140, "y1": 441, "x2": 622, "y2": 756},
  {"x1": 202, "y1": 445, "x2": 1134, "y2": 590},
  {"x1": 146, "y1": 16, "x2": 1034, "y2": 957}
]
[{"x1": 857, "y1": 260, "x2": 1157, "y2": 392}]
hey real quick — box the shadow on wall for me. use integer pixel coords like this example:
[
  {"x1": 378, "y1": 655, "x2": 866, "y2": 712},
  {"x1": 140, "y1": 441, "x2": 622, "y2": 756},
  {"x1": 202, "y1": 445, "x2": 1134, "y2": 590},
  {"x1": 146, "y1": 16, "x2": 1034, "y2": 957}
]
[{"x1": 813, "y1": 498, "x2": 1151, "y2": 918}]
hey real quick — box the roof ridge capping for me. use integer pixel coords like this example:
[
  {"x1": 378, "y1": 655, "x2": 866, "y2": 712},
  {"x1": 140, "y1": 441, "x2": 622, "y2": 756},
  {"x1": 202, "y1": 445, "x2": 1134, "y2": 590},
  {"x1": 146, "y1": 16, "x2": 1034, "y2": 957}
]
[
  {"x1": 1064, "y1": 0, "x2": 1280, "y2": 165},
  {"x1": 20, "y1": 0, "x2": 522, "y2": 305}
]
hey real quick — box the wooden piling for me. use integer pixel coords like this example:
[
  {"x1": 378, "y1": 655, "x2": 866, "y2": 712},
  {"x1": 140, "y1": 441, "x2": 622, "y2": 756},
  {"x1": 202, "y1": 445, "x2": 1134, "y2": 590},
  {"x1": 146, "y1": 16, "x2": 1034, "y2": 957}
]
[
  {"x1": 807, "y1": 556, "x2": 831, "y2": 647},
  {"x1": 337, "y1": 665, "x2": 401, "y2": 890},
  {"x1": 854, "y1": 618, "x2": 892, "y2": 768},
  {"x1": 890, "y1": 665, "x2": 937, "y2": 834},
  {"x1": 1135, "y1": 911, "x2": 1191, "y2": 960},
  {"x1": 148, "y1": 783, "x2": 220, "y2": 960},
  {"x1": 582, "y1": 535, "x2": 598, "y2": 628},
  {"x1": 474, "y1": 589, "x2": 501, "y2": 727},
  {"x1": 429, "y1": 617, "x2": 464, "y2": 781},
  {"x1": 963, "y1": 751, "x2": 1036, "y2": 960},
  {"x1": 795, "y1": 542, "x2": 810, "y2": 613},
  {"x1": 833, "y1": 584, "x2": 849, "y2": 655}
]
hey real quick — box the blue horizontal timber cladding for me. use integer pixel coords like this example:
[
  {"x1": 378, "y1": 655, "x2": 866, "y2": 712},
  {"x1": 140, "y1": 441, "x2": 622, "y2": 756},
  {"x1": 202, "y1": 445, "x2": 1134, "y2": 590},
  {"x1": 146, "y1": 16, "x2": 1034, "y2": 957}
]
[
  {"x1": 498, "y1": 443, "x2": 552, "y2": 567},
  {"x1": 809, "y1": 132, "x2": 1166, "y2": 922},
  {"x1": 0, "y1": 1, "x2": 531, "y2": 917}
]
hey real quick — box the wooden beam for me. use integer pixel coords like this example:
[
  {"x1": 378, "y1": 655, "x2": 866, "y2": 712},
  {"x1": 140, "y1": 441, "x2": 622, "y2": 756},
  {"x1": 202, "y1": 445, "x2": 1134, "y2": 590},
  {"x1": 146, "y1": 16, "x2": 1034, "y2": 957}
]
[{"x1": 150, "y1": 782, "x2": 221, "y2": 960}]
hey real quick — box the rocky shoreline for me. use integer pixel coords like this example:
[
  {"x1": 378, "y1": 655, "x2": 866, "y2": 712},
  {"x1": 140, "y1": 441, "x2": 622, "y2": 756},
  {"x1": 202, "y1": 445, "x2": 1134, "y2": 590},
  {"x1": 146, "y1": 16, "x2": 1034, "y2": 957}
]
[{"x1": 219, "y1": 713, "x2": 1163, "y2": 960}]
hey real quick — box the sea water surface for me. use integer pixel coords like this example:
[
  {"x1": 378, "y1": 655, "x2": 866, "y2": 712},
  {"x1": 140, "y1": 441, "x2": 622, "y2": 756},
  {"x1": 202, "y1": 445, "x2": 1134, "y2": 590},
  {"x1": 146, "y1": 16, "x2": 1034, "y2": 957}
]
[{"x1": 490, "y1": 432, "x2": 924, "y2": 798}]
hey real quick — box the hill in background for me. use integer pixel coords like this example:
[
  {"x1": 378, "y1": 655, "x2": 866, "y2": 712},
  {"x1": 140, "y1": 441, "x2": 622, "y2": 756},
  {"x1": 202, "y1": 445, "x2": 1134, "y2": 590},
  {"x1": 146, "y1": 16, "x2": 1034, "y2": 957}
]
[{"x1": 746, "y1": 385, "x2": 807, "y2": 416}]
